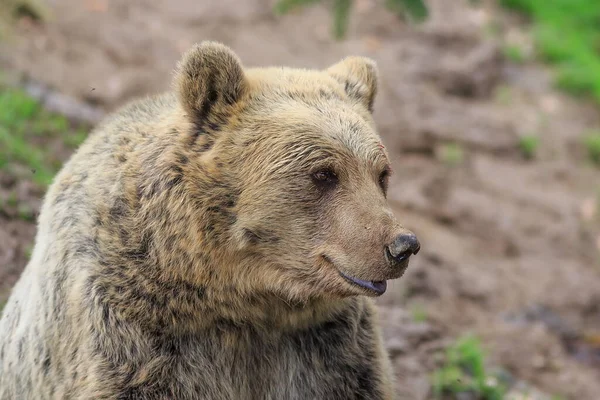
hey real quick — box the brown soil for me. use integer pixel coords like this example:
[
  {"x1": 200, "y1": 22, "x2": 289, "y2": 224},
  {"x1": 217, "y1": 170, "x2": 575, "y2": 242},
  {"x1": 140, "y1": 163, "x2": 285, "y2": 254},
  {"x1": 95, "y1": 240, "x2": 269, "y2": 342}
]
[{"x1": 1, "y1": 0, "x2": 600, "y2": 398}]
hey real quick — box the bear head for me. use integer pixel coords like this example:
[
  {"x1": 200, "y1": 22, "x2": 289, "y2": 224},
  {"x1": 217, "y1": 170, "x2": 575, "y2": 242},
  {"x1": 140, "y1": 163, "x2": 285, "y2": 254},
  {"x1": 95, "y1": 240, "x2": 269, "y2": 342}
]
[{"x1": 166, "y1": 42, "x2": 420, "y2": 305}]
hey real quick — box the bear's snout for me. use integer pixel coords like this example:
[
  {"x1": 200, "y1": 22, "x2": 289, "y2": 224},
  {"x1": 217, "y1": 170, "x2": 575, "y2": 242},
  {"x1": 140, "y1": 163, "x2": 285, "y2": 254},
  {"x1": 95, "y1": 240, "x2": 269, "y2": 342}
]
[{"x1": 386, "y1": 232, "x2": 420, "y2": 266}]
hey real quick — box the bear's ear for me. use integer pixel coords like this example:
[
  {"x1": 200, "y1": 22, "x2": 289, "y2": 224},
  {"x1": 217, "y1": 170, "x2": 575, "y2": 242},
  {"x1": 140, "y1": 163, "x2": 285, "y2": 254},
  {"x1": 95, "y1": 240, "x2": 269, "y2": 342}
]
[
  {"x1": 327, "y1": 56, "x2": 379, "y2": 113},
  {"x1": 174, "y1": 41, "x2": 247, "y2": 124}
]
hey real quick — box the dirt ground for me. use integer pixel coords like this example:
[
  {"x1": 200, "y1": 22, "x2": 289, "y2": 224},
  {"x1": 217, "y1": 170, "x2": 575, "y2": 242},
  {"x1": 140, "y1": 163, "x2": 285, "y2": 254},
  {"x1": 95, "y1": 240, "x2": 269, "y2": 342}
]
[{"x1": 1, "y1": 0, "x2": 600, "y2": 398}]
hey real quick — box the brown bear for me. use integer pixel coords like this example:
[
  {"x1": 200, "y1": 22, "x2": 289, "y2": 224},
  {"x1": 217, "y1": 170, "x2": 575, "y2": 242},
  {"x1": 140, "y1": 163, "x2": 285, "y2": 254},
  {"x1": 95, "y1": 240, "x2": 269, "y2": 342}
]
[{"x1": 0, "y1": 41, "x2": 420, "y2": 399}]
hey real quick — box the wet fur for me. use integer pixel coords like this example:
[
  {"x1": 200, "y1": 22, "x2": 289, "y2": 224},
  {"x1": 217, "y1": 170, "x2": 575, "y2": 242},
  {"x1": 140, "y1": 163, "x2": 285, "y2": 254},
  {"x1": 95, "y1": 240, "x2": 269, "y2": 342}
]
[{"x1": 0, "y1": 42, "x2": 396, "y2": 399}]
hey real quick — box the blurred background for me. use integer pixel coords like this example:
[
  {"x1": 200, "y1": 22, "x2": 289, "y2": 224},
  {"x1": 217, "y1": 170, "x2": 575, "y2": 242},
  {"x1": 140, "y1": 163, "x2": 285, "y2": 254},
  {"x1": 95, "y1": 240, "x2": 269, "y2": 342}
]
[{"x1": 1, "y1": 0, "x2": 599, "y2": 398}]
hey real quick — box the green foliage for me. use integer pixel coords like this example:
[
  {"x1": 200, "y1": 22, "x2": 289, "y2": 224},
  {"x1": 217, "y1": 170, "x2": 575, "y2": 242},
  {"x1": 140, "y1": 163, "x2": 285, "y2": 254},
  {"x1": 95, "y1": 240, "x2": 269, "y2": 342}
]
[
  {"x1": 432, "y1": 335, "x2": 506, "y2": 400},
  {"x1": 6, "y1": 191, "x2": 18, "y2": 208},
  {"x1": 438, "y1": 143, "x2": 464, "y2": 166},
  {"x1": 24, "y1": 244, "x2": 33, "y2": 260},
  {"x1": 493, "y1": 85, "x2": 513, "y2": 105},
  {"x1": 518, "y1": 134, "x2": 539, "y2": 160},
  {"x1": 64, "y1": 128, "x2": 89, "y2": 149},
  {"x1": 332, "y1": 0, "x2": 352, "y2": 39},
  {"x1": 386, "y1": 0, "x2": 428, "y2": 22},
  {"x1": 273, "y1": 0, "x2": 320, "y2": 15},
  {"x1": 583, "y1": 131, "x2": 600, "y2": 165},
  {"x1": 0, "y1": 0, "x2": 47, "y2": 38},
  {"x1": 0, "y1": 127, "x2": 55, "y2": 187},
  {"x1": 503, "y1": 45, "x2": 526, "y2": 64},
  {"x1": 0, "y1": 85, "x2": 88, "y2": 187},
  {"x1": 274, "y1": 0, "x2": 428, "y2": 39},
  {"x1": 411, "y1": 304, "x2": 428, "y2": 322},
  {"x1": 500, "y1": 0, "x2": 600, "y2": 103},
  {"x1": 0, "y1": 88, "x2": 39, "y2": 122},
  {"x1": 17, "y1": 204, "x2": 35, "y2": 222}
]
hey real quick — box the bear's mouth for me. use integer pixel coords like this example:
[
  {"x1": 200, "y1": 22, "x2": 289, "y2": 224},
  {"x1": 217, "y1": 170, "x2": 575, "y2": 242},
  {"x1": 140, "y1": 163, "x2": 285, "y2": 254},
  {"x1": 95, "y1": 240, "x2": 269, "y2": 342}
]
[
  {"x1": 338, "y1": 272, "x2": 387, "y2": 295},
  {"x1": 321, "y1": 255, "x2": 388, "y2": 296}
]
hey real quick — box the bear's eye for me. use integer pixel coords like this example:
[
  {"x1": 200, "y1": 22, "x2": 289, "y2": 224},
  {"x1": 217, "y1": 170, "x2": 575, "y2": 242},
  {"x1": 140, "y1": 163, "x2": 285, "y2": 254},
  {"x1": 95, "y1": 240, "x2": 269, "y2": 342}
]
[
  {"x1": 379, "y1": 169, "x2": 390, "y2": 195},
  {"x1": 311, "y1": 168, "x2": 338, "y2": 190}
]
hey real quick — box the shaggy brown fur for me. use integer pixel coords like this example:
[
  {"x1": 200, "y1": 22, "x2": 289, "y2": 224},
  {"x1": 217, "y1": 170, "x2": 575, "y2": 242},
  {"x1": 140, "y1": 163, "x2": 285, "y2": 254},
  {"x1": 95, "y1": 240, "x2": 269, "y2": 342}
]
[{"x1": 0, "y1": 41, "x2": 419, "y2": 399}]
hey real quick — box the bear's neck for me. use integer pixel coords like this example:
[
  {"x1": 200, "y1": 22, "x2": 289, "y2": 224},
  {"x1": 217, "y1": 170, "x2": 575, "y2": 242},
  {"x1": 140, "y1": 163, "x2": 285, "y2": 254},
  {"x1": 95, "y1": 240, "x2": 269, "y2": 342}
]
[{"x1": 89, "y1": 261, "x2": 353, "y2": 335}]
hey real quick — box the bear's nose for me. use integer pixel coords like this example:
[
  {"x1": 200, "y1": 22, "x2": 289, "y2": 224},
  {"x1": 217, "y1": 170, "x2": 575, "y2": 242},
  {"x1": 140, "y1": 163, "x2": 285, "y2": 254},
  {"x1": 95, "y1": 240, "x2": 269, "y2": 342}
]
[{"x1": 387, "y1": 233, "x2": 420, "y2": 263}]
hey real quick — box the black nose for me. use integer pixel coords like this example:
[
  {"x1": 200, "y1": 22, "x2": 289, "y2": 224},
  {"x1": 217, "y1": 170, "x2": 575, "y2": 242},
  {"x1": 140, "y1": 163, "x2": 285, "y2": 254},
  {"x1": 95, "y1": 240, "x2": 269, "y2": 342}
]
[{"x1": 387, "y1": 233, "x2": 420, "y2": 263}]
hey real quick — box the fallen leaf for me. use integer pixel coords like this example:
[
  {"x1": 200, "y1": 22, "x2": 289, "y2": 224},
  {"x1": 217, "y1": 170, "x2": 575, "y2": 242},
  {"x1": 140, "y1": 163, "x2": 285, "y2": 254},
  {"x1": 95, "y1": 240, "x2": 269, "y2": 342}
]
[
  {"x1": 363, "y1": 35, "x2": 382, "y2": 52},
  {"x1": 86, "y1": 0, "x2": 108, "y2": 13},
  {"x1": 540, "y1": 95, "x2": 560, "y2": 114},
  {"x1": 580, "y1": 197, "x2": 597, "y2": 221},
  {"x1": 583, "y1": 332, "x2": 600, "y2": 347},
  {"x1": 355, "y1": 0, "x2": 375, "y2": 14}
]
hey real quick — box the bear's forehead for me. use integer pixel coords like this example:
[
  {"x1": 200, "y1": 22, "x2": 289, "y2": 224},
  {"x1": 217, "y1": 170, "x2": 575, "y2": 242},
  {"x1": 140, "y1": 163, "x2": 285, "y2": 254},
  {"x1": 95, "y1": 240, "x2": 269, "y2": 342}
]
[
  {"x1": 245, "y1": 68, "x2": 356, "y2": 106},
  {"x1": 244, "y1": 68, "x2": 374, "y2": 126},
  {"x1": 247, "y1": 67, "x2": 342, "y2": 88},
  {"x1": 238, "y1": 68, "x2": 387, "y2": 166},
  {"x1": 240, "y1": 107, "x2": 387, "y2": 169}
]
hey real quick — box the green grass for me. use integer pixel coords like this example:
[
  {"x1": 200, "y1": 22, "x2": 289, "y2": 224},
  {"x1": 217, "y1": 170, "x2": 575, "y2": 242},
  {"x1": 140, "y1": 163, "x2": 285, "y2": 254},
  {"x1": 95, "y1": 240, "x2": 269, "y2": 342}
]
[
  {"x1": 0, "y1": 0, "x2": 47, "y2": 39},
  {"x1": 274, "y1": 0, "x2": 427, "y2": 39},
  {"x1": 518, "y1": 134, "x2": 540, "y2": 160},
  {"x1": 437, "y1": 143, "x2": 464, "y2": 166},
  {"x1": 24, "y1": 244, "x2": 33, "y2": 260},
  {"x1": 583, "y1": 131, "x2": 600, "y2": 165},
  {"x1": 493, "y1": 84, "x2": 513, "y2": 105},
  {"x1": 411, "y1": 304, "x2": 428, "y2": 322},
  {"x1": 6, "y1": 191, "x2": 18, "y2": 208},
  {"x1": 500, "y1": 0, "x2": 600, "y2": 103},
  {"x1": 0, "y1": 85, "x2": 88, "y2": 187},
  {"x1": 503, "y1": 44, "x2": 527, "y2": 64},
  {"x1": 432, "y1": 335, "x2": 506, "y2": 400},
  {"x1": 17, "y1": 203, "x2": 35, "y2": 221}
]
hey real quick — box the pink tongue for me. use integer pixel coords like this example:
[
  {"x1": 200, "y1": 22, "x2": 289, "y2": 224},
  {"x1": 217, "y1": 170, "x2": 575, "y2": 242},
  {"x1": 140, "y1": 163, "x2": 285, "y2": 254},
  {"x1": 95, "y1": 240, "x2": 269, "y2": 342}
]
[{"x1": 369, "y1": 280, "x2": 387, "y2": 293}]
